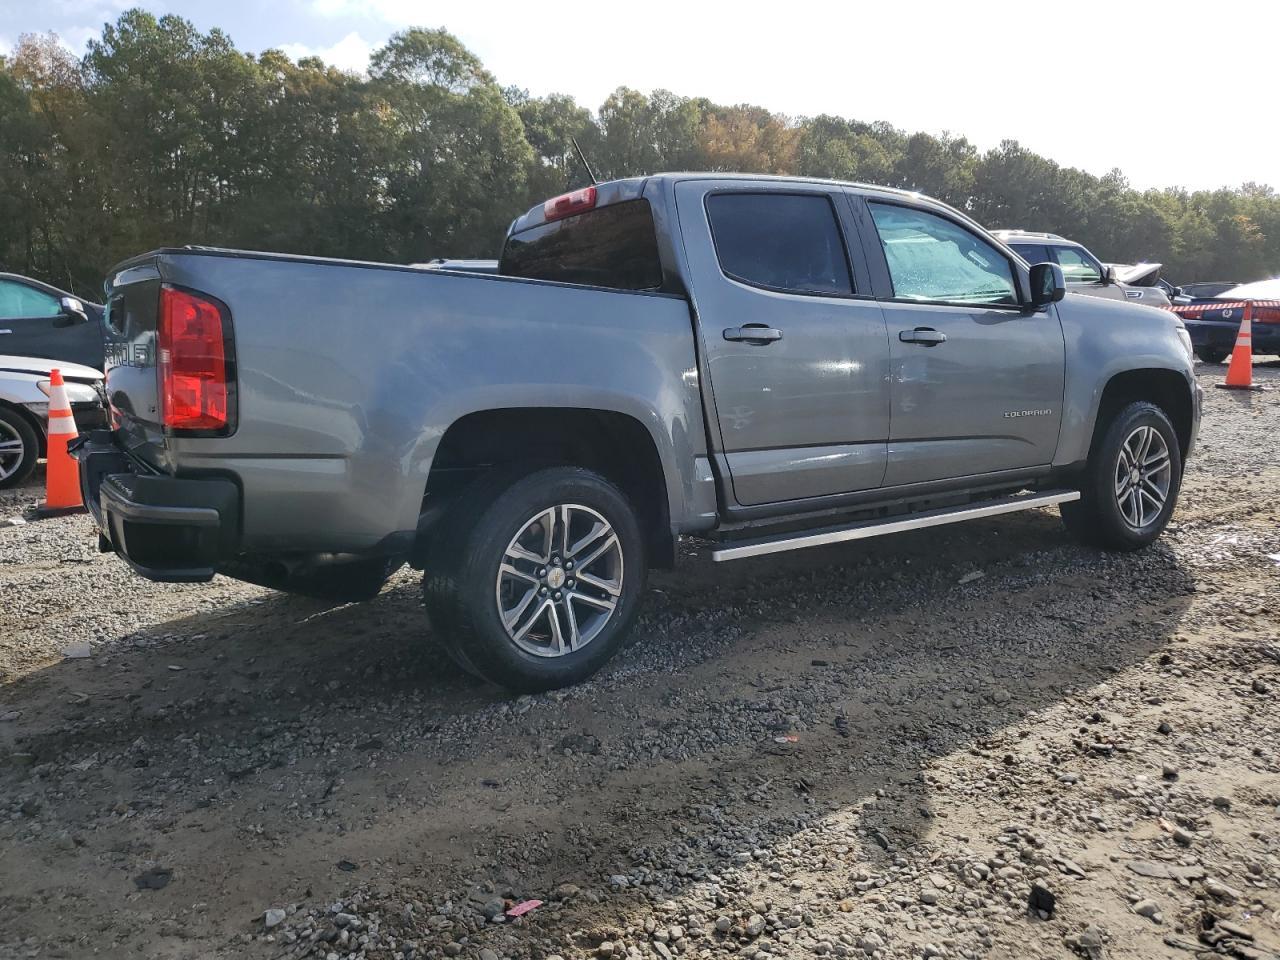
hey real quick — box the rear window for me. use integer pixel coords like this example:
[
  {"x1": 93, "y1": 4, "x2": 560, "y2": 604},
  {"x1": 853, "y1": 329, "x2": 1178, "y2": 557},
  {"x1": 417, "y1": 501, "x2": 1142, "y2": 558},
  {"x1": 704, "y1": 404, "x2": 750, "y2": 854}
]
[{"x1": 500, "y1": 199, "x2": 663, "y2": 291}]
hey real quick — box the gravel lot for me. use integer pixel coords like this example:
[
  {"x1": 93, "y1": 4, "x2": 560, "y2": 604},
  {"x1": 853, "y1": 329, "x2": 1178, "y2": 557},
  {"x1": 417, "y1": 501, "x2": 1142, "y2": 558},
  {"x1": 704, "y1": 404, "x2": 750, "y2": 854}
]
[{"x1": 2, "y1": 362, "x2": 1279, "y2": 960}]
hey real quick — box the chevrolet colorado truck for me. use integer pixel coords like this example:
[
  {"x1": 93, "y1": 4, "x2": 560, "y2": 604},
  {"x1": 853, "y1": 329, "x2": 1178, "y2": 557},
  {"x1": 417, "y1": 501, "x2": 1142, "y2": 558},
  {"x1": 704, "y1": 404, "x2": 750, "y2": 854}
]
[{"x1": 76, "y1": 174, "x2": 1202, "y2": 691}]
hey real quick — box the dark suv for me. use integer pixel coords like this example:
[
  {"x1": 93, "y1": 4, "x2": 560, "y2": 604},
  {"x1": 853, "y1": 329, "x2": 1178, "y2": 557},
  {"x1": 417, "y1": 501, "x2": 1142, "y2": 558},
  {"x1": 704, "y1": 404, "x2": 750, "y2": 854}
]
[{"x1": 0, "y1": 273, "x2": 105, "y2": 369}]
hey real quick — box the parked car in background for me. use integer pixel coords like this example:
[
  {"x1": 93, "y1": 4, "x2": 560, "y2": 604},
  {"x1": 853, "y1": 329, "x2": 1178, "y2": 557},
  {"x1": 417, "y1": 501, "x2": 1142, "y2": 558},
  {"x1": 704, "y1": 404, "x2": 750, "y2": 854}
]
[
  {"x1": 1106, "y1": 262, "x2": 1173, "y2": 308},
  {"x1": 1179, "y1": 277, "x2": 1280, "y2": 363},
  {"x1": 0, "y1": 274, "x2": 105, "y2": 370},
  {"x1": 78, "y1": 173, "x2": 1199, "y2": 691},
  {"x1": 1175, "y1": 281, "x2": 1240, "y2": 303},
  {"x1": 992, "y1": 231, "x2": 1169, "y2": 307},
  {"x1": 0, "y1": 355, "x2": 106, "y2": 488}
]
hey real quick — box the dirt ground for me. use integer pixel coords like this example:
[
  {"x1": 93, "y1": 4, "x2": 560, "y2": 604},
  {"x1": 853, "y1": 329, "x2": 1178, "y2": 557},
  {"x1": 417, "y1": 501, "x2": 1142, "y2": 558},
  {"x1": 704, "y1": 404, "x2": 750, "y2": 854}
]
[{"x1": 2, "y1": 362, "x2": 1279, "y2": 960}]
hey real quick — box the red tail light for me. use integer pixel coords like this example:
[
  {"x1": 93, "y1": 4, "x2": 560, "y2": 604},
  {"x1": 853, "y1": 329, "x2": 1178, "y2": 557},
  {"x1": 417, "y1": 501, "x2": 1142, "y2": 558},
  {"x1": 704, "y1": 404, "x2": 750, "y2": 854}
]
[
  {"x1": 543, "y1": 186, "x2": 597, "y2": 222},
  {"x1": 158, "y1": 285, "x2": 233, "y2": 434}
]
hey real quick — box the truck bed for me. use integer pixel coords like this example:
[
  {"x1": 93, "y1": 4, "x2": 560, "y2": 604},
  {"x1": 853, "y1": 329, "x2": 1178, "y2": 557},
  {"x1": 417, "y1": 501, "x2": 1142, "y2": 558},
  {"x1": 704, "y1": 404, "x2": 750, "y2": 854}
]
[{"x1": 100, "y1": 248, "x2": 707, "y2": 556}]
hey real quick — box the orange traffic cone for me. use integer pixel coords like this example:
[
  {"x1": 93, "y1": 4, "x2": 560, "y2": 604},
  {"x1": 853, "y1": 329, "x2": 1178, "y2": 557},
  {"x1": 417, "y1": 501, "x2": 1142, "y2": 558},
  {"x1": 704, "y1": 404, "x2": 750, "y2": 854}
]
[
  {"x1": 1217, "y1": 301, "x2": 1256, "y2": 391},
  {"x1": 36, "y1": 369, "x2": 86, "y2": 516}
]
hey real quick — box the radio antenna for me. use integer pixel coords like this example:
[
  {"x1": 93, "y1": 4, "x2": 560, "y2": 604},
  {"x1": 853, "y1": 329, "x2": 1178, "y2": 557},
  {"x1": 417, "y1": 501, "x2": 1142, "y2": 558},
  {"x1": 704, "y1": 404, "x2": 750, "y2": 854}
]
[{"x1": 571, "y1": 136, "x2": 599, "y2": 186}]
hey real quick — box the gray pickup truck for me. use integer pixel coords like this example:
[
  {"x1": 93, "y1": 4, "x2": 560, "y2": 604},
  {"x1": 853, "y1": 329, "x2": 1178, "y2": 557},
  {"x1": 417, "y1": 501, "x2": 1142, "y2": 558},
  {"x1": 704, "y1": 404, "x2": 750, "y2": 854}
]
[{"x1": 76, "y1": 173, "x2": 1201, "y2": 691}]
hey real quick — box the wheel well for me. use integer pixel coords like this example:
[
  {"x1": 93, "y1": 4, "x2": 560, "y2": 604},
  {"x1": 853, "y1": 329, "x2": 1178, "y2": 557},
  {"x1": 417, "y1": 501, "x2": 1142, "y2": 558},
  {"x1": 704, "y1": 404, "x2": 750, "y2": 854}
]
[
  {"x1": 421, "y1": 408, "x2": 673, "y2": 568},
  {"x1": 0, "y1": 400, "x2": 46, "y2": 457},
  {"x1": 1095, "y1": 369, "x2": 1193, "y2": 461}
]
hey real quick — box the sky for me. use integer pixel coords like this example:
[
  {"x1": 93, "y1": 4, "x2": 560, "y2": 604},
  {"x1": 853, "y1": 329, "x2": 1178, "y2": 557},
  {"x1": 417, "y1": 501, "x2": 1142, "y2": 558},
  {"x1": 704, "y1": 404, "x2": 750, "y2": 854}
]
[{"x1": 1, "y1": 0, "x2": 1276, "y2": 193}]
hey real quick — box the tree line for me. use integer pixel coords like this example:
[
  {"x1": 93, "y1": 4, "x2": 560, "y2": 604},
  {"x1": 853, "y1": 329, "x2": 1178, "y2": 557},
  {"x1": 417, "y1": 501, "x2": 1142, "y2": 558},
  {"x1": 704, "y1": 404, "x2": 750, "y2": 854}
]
[{"x1": 2, "y1": 9, "x2": 1277, "y2": 299}]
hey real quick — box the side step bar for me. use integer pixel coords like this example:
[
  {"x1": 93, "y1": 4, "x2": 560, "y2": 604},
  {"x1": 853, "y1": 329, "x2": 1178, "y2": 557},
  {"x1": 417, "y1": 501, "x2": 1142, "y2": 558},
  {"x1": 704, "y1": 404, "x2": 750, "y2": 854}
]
[{"x1": 711, "y1": 489, "x2": 1080, "y2": 562}]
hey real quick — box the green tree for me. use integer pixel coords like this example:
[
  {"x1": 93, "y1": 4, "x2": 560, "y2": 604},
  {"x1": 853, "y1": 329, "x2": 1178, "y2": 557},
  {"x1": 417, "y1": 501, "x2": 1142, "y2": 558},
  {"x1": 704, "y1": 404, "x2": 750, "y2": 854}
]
[
  {"x1": 369, "y1": 28, "x2": 533, "y2": 260},
  {"x1": 2, "y1": 8, "x2": 1277, "y2": 294}
]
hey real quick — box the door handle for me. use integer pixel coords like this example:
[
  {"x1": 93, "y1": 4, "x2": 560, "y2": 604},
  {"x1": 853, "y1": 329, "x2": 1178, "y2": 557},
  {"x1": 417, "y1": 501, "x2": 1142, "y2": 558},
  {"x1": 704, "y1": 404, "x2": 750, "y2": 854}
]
[
  {"x1": 899, "y1": 327, "x2": 947, "y2": 346},
  {"x1": 724, "y1": 325, "x2": 783, "y2": 344},
  {"x1": 0, "y1": 329, "x2": 12, "y2": 335}
]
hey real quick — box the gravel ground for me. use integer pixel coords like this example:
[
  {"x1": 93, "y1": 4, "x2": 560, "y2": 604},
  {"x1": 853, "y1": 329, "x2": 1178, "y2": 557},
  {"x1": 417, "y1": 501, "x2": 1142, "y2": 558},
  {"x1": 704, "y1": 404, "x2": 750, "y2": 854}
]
[{"x1": 2, "y1": 361, "x2": 1279, "y2": 960}]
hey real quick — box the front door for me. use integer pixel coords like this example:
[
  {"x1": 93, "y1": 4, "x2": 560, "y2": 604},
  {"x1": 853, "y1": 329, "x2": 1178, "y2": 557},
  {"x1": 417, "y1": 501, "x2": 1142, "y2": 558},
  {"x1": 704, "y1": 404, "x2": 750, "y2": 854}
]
[
  {"x1": 675, "y1": 181, "x2": 891, "y2": 507},
  {"x1": 859, "y1": 199, "x2": 1066, "y2": 487}
]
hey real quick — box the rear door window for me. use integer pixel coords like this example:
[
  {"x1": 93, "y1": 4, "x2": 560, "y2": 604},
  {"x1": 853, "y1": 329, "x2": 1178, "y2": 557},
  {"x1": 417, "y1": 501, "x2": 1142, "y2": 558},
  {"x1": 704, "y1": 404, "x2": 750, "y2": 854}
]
[
  {"x1": 1009, "y1": 243, "x2": 1052, "y2": 265},
  {"x1": 500, "y1": 199, "x2": 663, "y2": 291},
  {"x1": 705, "y1": 193, "x2": 854, "y2": 296}
]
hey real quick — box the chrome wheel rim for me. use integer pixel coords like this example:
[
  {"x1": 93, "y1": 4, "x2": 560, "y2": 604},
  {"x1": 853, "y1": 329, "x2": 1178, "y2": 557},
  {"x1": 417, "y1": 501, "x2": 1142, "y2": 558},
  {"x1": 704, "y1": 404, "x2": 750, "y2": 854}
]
[
  {"x1": 1114, "y1": 426, "x2": 1171, "y2": 529},
  {"x1": 495, "y1": 503, "x2": 624, "y2": 658},
  {"x1": 0, "y1": 420, "x2": 25, "y2": 482}
]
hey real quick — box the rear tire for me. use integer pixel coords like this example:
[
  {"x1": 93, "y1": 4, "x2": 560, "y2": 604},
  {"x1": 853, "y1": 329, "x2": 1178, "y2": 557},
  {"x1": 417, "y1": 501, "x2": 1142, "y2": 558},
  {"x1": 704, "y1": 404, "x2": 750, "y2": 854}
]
[
  {"x1": 0, "y1": 407, "x2": 40, "y2": 490},
  {"x1": 423, "y1": 466, "x2": 646, "y2": 692},
  {"x1": 1195, "y1": 346, "x2": 1228, "y2": 364},
  {"x1": 1061, "y1": 401, "x2": 1181, "y2": 551}
]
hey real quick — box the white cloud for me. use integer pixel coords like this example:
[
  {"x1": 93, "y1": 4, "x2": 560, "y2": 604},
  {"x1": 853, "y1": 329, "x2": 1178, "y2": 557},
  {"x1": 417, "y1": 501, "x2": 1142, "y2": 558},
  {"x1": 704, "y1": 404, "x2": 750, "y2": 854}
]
[
  {"x1": 0, "y1": 35, "x2": 12, "y2": 56},
  {"x1": 279, "y1": 31, "x2": 373, "y2": 73},
  {"x1": 59, "y1": 26, "x2": 99, "y2": 54}
]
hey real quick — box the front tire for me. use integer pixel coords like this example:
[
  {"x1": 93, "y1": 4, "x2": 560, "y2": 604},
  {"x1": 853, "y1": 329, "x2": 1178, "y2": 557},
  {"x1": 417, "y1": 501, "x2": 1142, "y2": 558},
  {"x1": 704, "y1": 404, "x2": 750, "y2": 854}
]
[
  {"x1": 1061, "y1": 401, "x2": 1181, "y2": 551},
  {"x1": 0, "y1": 407, "x2": 40, "y2": 489},
  {"x1": 424, "y1": 466, "x2": 646, "y2": 692}
]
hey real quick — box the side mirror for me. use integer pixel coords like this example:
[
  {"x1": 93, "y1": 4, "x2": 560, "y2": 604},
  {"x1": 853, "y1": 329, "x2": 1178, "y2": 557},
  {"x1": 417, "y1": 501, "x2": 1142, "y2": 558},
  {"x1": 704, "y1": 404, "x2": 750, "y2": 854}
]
[
  {"x1": 1102, "y1": 265, "x2": 1118, "y2": 285},
  {"x1": 1029, "y1": 262, "x2": 1066, "y2": 307},
  {"x1": 52, "y1": 296, "x2": 88, "y2": 328}
]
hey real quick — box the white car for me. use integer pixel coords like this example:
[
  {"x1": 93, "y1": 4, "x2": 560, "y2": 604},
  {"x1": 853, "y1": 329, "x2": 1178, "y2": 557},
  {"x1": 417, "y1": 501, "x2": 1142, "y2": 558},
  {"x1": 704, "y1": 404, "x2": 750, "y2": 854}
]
[{"x1": 0, "y1": 356, "x2": 106, "y2": 488}]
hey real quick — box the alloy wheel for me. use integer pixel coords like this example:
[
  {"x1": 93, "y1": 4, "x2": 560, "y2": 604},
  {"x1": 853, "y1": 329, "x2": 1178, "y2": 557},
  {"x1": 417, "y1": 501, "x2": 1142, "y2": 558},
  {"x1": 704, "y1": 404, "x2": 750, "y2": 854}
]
[
  {"x1": 495, "y1": 503, "x2": 624, "y2": 657},
  {"x1": 0, "y1": 420, "x2": 26, "y2": 483},
  {"x1": 1113, "y1": 425, "x2": 1171, "y2": 529}
]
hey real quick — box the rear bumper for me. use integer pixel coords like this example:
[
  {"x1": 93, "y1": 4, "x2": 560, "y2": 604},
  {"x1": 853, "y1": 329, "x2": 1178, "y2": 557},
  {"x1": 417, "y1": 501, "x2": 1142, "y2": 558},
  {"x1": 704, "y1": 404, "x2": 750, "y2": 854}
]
[
  {"x1": 71, "y1": 402, "x2": 108, "y2": 434},
  {"x1": 1185, "y1": 318, "x2": 1280, "y2": 353},
  {"x1": 72, "y1": 431, "x2": 240, "y2": 582}
]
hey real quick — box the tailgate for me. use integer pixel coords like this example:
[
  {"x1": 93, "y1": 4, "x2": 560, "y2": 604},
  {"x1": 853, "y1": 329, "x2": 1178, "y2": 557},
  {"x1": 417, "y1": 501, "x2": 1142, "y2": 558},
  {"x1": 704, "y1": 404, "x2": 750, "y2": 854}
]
[{"x1": 102, "y1": 258, "x2": 167, "y2": 469}]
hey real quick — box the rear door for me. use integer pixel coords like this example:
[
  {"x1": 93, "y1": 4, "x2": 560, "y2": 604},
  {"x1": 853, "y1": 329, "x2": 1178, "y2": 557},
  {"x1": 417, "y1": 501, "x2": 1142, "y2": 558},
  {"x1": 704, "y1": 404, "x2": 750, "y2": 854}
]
[
  {"x1": 858, "y1": 198, "x2": 1065, "y2": 487},
  {"x1": 675, "y1": 180, "x2": 890, "y2": 507}
]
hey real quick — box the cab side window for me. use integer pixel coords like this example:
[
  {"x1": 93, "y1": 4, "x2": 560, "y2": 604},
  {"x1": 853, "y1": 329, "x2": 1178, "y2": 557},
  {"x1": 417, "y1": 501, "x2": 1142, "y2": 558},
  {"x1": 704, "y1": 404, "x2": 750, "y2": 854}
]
[
  {"x1": 0, "y1": 280, "x2": 61, "y2": 319},
  {"x1": 868, "y1": 203, "x2": 1018, "y2": 307},
  {"x1": 1053, "y1": 245, "x2": 1103, "y2": 283}
]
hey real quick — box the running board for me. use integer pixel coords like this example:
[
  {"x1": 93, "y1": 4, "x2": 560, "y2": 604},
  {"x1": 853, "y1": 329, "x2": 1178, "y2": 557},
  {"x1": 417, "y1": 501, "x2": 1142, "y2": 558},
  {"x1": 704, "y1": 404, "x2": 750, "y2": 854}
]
[{"x1": 711, "y1": 489, "x2": 1080, "y2": 562}]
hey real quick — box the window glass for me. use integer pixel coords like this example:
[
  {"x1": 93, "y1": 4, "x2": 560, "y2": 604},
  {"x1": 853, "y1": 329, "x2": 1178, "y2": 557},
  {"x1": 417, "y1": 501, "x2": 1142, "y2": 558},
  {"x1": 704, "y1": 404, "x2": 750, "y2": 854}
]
[
  {"x1": 1009, "y1": 243, "x2": 1053, "y2": 265},
  {"x1": 500, "y1": 199, "x2": 663, "y2": 291},
  {"x1": 868, "y1": 203, "x2": 1018, "y2": 306},
  {"x1": 1053, "y1": 245, "x2": 1102, "y2": 283},
  {"x1": 0, "y1": 280, "x2": 61, "y2": 319},
  {"x1": 706, "y1": 193, "x2": 853, "y2": 296}
]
